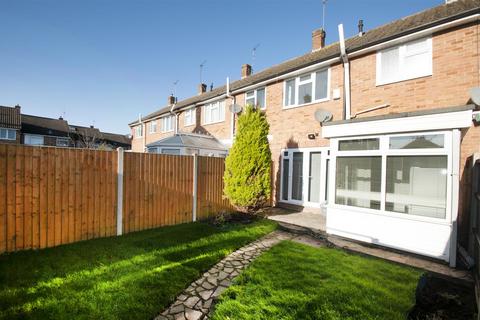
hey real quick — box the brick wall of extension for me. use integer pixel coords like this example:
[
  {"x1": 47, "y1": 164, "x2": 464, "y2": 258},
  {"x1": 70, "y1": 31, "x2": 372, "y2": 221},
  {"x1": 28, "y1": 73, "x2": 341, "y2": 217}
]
[{"x1": 131, "y1": 22, "x2": 480, "y2": 245}]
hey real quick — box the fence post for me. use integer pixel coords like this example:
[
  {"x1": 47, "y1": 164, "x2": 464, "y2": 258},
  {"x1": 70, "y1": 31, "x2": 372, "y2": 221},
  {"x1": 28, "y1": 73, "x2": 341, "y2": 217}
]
[
  {"x1": 192, "y1": 154, "x2": 198, "y2": 222},
  {"x1": 116, "y1": 147, "x2": 124, "y2": 236}
]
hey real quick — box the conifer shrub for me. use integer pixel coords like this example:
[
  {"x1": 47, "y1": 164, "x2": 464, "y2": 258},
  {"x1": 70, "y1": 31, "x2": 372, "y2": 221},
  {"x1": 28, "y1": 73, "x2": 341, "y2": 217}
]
[{"x1": 223, "y1": 105, "x2": 271, "y2": 213}]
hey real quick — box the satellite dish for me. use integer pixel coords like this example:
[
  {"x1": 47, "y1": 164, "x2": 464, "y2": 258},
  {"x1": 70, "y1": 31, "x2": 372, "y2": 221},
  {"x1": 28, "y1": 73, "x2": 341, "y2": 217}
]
[
  {"x1": 229, "y1": 104, "x2": 243, "y2": 114},
  {"x1": 470, "y1": 87, "x2": 480, "y2": 106},
  {"x1": 314, "y1": 109, "x2": 333, "y2": 123}
]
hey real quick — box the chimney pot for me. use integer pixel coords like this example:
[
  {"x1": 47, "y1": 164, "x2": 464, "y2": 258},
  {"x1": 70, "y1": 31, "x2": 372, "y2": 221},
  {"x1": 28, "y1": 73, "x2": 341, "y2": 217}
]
[
  {"x1": 14, "y1": 104, "x2": 21, "y2": 110},
  {"x1": 198, "y1": 83, "x2": 207, "y2": 95},
  {"x1": 168, "y1": 94, "x2": 176, "y2": 105},
  {"x1": 312, "y1": 28, "x2": 326, "y2": 51},
  {"x1": 59, "y1": 116, "x2": 63, "y2": 120},
  {"x1": 358, "y1": 19, "x2": 364, "y2": 36},
  {"x1": 90, "y1": 125, "x2": 94, "y2": 128},
  {"x1": 241, "y1": 64, "x2": 252, "y2": 79}
]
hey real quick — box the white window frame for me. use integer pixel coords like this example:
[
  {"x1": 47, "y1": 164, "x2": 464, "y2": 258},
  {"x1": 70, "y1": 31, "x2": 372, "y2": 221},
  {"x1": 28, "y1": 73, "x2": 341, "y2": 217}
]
[
  {"x1": 134, "y1": 125, "x2": 143, "y2": 138},
  {"x1": 203, "y1": 100, "x2": 225, "y2": 125},
  {"x1": 245, "y1": 87, "x2": 267, "y2": 110},
  {"x1": 56, "y1": 137, "x2": 70, "y2": 147},
  {"x1": 283, "y1": 67, "x2": 330, "y2": 109},
  {"x1": 0, "y1": 128, "x2": 16, "y2": 140},
  {"x1": 24, "y1": 133, "x2": 44, "y2": 145},
  {"x1": 149, "y1": 120, "x2": 157, "y2": 134},
  {"x1": 184, "y1": 107, "x2": 196, "y2": 127},
  {"x1": 329, "y1": 130, "x2": 453, "y2": 224},
  {"x1": 161, "y1": 115, "x2": 174, "y2": 133},
  {"x1": 376, "y1": 37, "x2": 432, "y2": 86}
]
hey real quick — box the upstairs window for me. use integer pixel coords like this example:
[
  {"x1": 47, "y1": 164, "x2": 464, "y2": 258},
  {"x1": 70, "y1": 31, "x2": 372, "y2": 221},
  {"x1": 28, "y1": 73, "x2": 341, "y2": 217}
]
[
  {"x1": 245, "y1": 87, "x2": 266, "y2": 109},
  {"x1": 161, "y1": 115, "x2": 174, "y2": 132},
  {"x1": 134, "y1": 125, "x2": 143, "y2": 138},
  {"x1": 377, "y1": 37, "x2": 432, "y2": 85},
  {"x1": 184, "y1": 108, "x2": 195, "y2": 126},
  {"x1": 284, "y1": 68, "x2": 329, "y2": 108},
  {"x1": 24, "y1": 134, "x2": 43, "y2": 145},
  {"x1": 0, "y1": 128, "x2": 16, "y2": 140},
  {"x1": 203, "y1": 100, "x2": 225, "y2": 124},
  {"x1": 150, "y1": 120, "x2": 157, "y2": 134},
  {"x1": 56, "y1": 137, "x2": 70, "y2": 147}
]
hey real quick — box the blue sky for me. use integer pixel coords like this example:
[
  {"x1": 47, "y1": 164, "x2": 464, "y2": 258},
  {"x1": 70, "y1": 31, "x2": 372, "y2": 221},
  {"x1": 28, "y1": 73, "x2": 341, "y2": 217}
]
[{"x1": 0, "y1": 0, "x2": 440, "y2": 134}]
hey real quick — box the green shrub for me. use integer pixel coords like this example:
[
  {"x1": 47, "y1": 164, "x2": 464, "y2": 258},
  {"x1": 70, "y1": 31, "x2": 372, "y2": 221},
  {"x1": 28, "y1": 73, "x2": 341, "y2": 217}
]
[{"x1": 223, "y1": 105, "x2": 271, "y2": 212}]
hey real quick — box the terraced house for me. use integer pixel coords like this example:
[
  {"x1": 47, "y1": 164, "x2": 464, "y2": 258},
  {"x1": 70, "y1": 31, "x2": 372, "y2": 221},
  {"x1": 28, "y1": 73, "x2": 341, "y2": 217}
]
[{"x1": 129, "y1": 0, "x2": 480, "y2": 266}]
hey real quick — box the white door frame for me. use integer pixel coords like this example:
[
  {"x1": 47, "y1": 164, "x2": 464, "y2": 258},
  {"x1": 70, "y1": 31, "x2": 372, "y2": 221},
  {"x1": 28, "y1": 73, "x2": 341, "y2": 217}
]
[{"x1": 280, "y1": 147, "x2": 330, "y2": 208}]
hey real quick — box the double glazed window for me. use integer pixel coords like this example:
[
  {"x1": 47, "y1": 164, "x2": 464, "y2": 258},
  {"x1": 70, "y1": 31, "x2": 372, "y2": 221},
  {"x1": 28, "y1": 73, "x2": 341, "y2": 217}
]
[
  {"x1": 150, "y1": 120, "x2": 157, "y2": 133},
  {"x1": 0, "y1": 128, "x2": 16, "y2": 140},
  {"x1": 184, "y1": 108, "x2": 195, "y2": 126},
  {"x1": 161, "y1": 115, "x2": 174, "y2": 132},
  {"x1": 245, "y1": 87, "x2": 266, "y2": 109},
  {"x1": 333, "y1": 133, "x2": 449, "y2": 219},
  {"x1": 134, "y1": 125, "x2": 143, "y2": 138},
  {"x1": 24, "y1": 134, "x2": 43, "y2": 145},
  {"x1": 284, "y1": 68, "x2": 329, "y2": 108},
  {"x1": 203, "y1": 100, "x2": 225, "y2": 124},
  {"x1": 377, "y1": 37, "x2": 432, "y2": 85}
]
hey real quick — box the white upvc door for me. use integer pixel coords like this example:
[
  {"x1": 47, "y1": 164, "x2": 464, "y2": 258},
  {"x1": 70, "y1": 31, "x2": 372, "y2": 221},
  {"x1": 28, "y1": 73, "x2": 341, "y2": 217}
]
[{"x1": 280, "y1": 147, "x2": 329, "y2": 208}]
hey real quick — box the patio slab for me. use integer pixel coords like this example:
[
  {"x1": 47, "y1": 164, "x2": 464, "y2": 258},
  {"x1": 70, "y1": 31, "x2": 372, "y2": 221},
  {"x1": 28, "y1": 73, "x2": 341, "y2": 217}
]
[{"x1": 268, "y1": 210, "x2": 326, "y2": 233}]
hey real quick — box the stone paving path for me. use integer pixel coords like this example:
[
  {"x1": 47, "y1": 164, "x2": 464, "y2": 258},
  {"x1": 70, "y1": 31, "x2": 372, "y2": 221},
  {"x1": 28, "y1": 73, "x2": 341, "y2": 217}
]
[{"x1": 155, "y1": 230, "x2": 294, "y2": 320}]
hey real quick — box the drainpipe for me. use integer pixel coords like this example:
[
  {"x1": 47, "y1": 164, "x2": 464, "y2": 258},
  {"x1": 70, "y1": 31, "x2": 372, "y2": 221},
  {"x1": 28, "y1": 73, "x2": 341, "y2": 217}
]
[
  {"x1": 226, "y1": 77, "x2": 236, "y2": 142},
  {"x1": 338, "y1": 24, "x2": 351, "y2": 120}
]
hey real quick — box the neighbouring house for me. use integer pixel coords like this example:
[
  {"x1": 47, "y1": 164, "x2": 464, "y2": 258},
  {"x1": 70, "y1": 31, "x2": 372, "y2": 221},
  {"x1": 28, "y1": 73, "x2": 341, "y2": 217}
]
[
  {"x1": 0, "y1": 105, "x2": 21, "y2": 144},
  {"x1": 129, "y1": 0, "x2": 480, "y2": 266},
  {"x1": 146, "y1": 132, "x2": 228, "y2": 156},
  {"x1": 0, "y1": 106, "x2": 132, "y2": 150},
  {"x1": 22, "y1": 114, "x2": 71, "y2": 147}
]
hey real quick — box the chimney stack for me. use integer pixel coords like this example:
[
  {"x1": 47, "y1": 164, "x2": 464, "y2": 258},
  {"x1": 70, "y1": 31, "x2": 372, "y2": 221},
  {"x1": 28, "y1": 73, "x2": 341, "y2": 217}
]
[
  {"x1": 168, "y1": 94, "x2": 176, "y2": 105},
  {"x1": 312, "y1": 28, "x2": 326, "y2": 51},
  {"x1": 198, "y1": 83, "x2": 207, "y2": 95},
  {"x1": 358, "y1": 20, "x2": 364, "y2": 36},
  {"x1": 241, "y1": 64, "x2": 252, "y2": 79}
]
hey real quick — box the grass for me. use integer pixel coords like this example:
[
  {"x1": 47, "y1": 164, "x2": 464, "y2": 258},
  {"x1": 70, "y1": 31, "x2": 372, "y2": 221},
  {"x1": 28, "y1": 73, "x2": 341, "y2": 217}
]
[
  {"x1": 0, "y1": 219, "x2": 276, "y2": 320},
  {"x1": 212, "y1": 241, "x2": 423, "y2": 320}
]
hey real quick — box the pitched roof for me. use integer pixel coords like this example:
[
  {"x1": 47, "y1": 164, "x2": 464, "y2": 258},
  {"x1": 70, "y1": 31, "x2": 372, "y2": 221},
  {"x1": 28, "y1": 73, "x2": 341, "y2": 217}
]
[
  {"x1": 21, "y1": 114, "x2": 70, "y2": 136},
  {"x1": 130, "y1": 0, "x2": 480, "y2": 126},
  {"x1": 0, "y1": 105, "x2": 21, "y2": 129},
  {"x1": 69, "y1": 125, "x2": 101, "y2": 137},
  {"x1": 101, "y1": 132, "x2": 132, "y2": 146},
  {"x1": 146, "y1": 132, "x2": 227, "y2": 151}
]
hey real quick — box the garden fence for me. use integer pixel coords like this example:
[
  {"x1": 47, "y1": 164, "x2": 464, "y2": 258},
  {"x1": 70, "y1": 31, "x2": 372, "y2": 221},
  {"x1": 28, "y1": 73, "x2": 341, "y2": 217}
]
[{"x1": 0, "y1": 144, "x2": 231, "y2": 254}]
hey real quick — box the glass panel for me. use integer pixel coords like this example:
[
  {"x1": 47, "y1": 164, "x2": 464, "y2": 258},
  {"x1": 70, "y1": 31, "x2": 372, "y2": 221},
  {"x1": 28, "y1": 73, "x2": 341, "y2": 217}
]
[
  {"x1": 285, "y1": 79, "x2": 296, "y2": 106},
  {"x1": 389, "y1": 134, "x2": 444, "y2": 149},
  {"x1": 162, "y1": 148, "x2": 181, "y2": 155},
  {"x1": 246, "y1": 98, "x2": 255, "y2": 106},
  {"x1": 335, "y1": 157, "x2": 382, "y2": 210},
  {"x1": 299, "y1": 74, "x2": 311, "y2": 82},
  {"x1": 339, "y1": 138, "x2": 379, "y2": 151},
  {"x1": 325, "y1": 159, "x2": 330, "y2": 201},
  {"x1": 0, "y1": 129, "x2": 5, "y2": 139},
  {"x1": 298, "y1": 82, "x2": 312, "y2": 104},
  {"x1": 386, "y1": 156, "x2": 447, "y2": 219},
  {"x1": 291, "y1": 152, "x2": 304, "y2": 200},
  {"x1": 315, "y1": 69, "x2": 328, "y2": 100},
  {"x1": 308, "y1": 152, "x2": 322, "y2": 203},
  {"x1": 380, "y1": 47, "x2": 400, "y2": 83},
  {"x1": 256, "y1": 88, "x2": 266, "y2": 109},
  {"x1": 7, "y1": 130, "x2": 15, "y2": 140},
  {"x1": 282, "y1": 158, "x2": 289, "y2": 200}
]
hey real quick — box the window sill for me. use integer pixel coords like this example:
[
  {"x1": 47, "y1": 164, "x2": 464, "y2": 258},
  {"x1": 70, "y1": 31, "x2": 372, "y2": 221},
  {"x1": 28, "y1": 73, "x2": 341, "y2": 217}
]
[
  {"x1": 376, "y1": 73, "x2": 432, "y2": 87},
  {"x1": 203, "y1": 120, "x2": 225, "y2": 126},
  {"x1": 283, "y1": 98, "x2": 330, "y2": 110},
  {"x1": 161, "y1": 130, "x2": 174, "y2": 133},
  {"x1": 184, "y1": 123, "x2": 195, "y2": 127}
]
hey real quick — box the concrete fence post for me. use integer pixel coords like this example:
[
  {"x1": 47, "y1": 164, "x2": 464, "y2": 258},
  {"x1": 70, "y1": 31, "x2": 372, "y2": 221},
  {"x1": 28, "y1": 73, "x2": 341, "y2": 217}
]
[
  {"x1": 116, "y1": 147, "x2": 124, "y2": 236},
  {"x1": 192, "y1": 154, "x2": 198, "y2": 222}
]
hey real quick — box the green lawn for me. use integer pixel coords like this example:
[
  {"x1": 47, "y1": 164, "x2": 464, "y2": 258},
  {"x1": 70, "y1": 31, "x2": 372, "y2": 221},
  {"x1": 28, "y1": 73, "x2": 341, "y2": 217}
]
[
  {"x1": 0, "y1": 220, "x2": 276, "y2": 320},
  {"x1": 212, "y1": 241, "x2": 422, "y2": 320}
]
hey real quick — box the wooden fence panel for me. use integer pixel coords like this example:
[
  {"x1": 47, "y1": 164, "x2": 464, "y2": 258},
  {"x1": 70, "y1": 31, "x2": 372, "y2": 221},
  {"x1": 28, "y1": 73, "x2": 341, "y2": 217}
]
[
  {"x1": 0, "y1": 145, "x2": 117, "y2": 254},
  {"x1": 122, "y1": 153, "x2": 194, "y2": 233},
  {"x1": 197, "y1": 156, "x2": 232, "y2": 220}
]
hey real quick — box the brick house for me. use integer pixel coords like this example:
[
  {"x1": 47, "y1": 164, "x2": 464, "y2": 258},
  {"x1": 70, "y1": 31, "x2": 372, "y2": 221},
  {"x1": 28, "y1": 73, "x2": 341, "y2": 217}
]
[
  {"x1": 0, "y1": 105, "x2": 131, "y2": 149},
  {"x1": 0, "y1": 105, "x2": 21, "y2": 144},
  {"x1": 129, "y1": 0, "x2": 480, "y2": 266}
]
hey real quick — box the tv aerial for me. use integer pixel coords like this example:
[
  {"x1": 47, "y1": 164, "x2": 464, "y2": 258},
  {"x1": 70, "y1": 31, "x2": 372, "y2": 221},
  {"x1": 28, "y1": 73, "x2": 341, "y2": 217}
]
[{"x1": 229, "y1": 104, "x2": 243, "y2": 114}]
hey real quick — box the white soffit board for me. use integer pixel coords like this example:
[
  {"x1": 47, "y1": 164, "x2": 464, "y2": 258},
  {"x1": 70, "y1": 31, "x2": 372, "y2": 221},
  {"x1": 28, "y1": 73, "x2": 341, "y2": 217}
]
[{"x1": 322, "y1": 110, "x2": 473, "y2": 138}]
